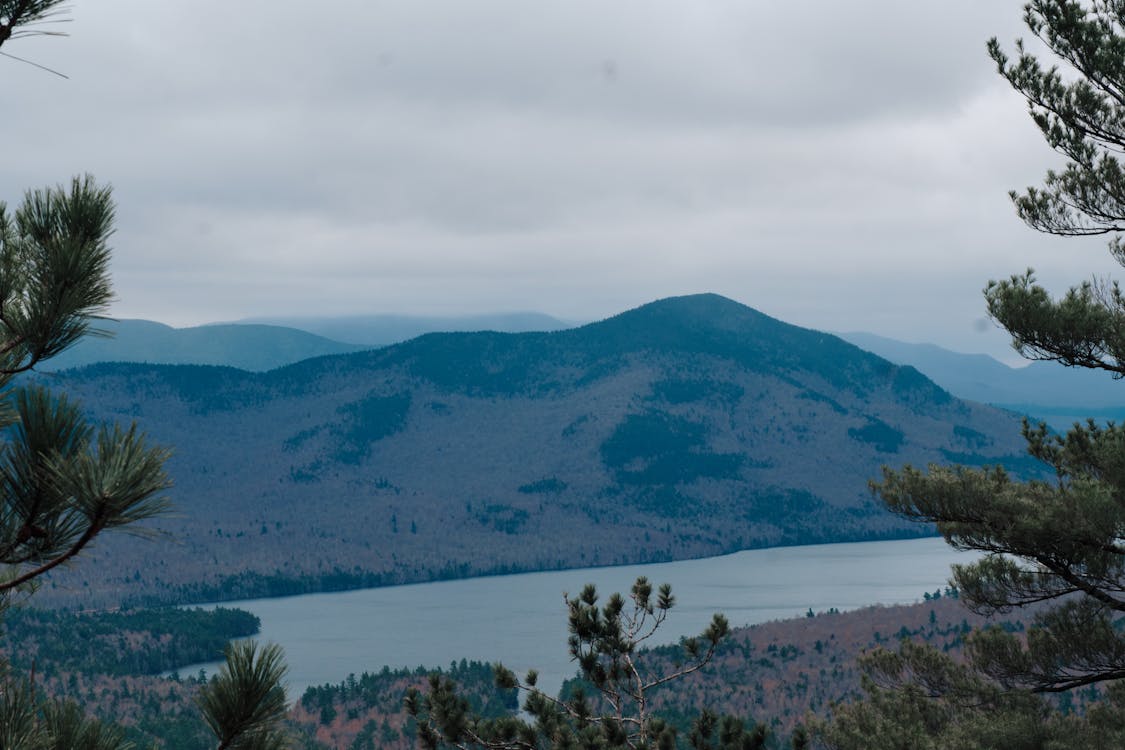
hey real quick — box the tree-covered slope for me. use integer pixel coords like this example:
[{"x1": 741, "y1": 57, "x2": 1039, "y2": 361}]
[{"x1": 35, "y1": 294, "x2": 1034, "y2": 608}]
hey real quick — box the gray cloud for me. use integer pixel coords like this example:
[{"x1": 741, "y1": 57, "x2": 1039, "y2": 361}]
[{"x1": 1, "y1": 0, "x2": 1105, "y2": 362}]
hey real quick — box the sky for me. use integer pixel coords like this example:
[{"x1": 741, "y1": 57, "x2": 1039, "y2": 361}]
[{"x1": 4, "y1": 0, "x2": 1120, "y2": 363}]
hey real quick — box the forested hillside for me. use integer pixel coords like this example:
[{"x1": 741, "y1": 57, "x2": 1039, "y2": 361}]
[
  {"x1": 36, "y1": 294, "x2": 1035, "y2": 607},
  {"x1": 282, "y1": 594, "x2": 1056, "y2": 748},
  {"x1": 13, "y1": 592, "x2": 1046, "y2": 749}
]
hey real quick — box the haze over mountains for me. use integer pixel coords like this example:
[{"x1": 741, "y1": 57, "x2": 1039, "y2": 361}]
[
  {"x1": 36, "y1": 294, "x2": 1035, "y2": 608},
  {"x1": 839, "y1": 332, "x2": 1125, "y2": 430}
]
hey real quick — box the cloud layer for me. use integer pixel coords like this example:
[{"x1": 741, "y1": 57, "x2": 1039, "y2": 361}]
[{"x1": 4, "y1": 1, "x2": 1117, "y2": 359}]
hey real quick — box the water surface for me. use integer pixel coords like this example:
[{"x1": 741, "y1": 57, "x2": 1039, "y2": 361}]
[{"x1": 181, "y1": 536, "x2": 975, "y2": 699}]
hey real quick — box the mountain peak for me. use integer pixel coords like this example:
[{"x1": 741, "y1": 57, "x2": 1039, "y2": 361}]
[
  {"x1": 611, "y1": 293, "x2": 771, "y2": 324},
  {"x1": 584, "y1": 294, "x2": 782, "y2": 345},
  {"x1": 562, "y1": 293, "x2": 950, "y2": 404}
]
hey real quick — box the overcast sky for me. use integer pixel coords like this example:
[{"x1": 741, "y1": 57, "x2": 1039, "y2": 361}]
[{"x1": 4, "y1": 1, "x2": 1118, "y2": 362}]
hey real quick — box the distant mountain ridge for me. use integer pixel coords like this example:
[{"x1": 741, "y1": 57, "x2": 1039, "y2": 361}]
[
  {"x1": 838, "y1": 332, "x2": 1125, "y2": 429},
  {"x1": 53, "y1": 315, "x2": 1123, "y2": 428},
  {"x1": 37, "y1": 294, "x2": 1034, "y2": 608},
  {"x1": 40, "y1": 319, "x2": 367, "y2": 373},
  {"x1": 41, "y1": 314, "x2": 581, "y2": 374},
  {"x1": 232, "y1": 311, "x2": 579, "y2": 347}
]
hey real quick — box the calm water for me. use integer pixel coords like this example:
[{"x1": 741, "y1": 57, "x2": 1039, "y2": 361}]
[{"x1": 179, "y1": 536, "x2": 977, "y2": 699}]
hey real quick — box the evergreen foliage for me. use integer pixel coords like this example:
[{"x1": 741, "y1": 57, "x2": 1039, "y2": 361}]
[
  {"x1": 0, "y1": 675, "x2": 138, "y2": 749},
  {"x1": 198, "y1": 641, "x2": 290, "y2": 750},
  {"x1": 39, "y1": 700, "x2": 135, "y2": 750},
  {"x1": 0, "y1": 174, "x2": 178, "y2": 747},
  {"x1": 2, "y1": 606, "x2": 260, "y2": 676},
  {"x1": 984, "y1": 1, "x2": 1125, "y2": 372},
  {"x1": 845, "y1": 418, "x2": 904, "y2": 454},
  {"x1": 600, "y1": 412, "x2": 744, "y2": 487},
  {"x1": 814, "y1": 641, "x2": 1125, "y2": 750},
  {"x1": 0, "y1": 178, "x2": 173, "y2": 596},
  {"x1": 405, "y1": 576, "x2": 773, "y2": 750},
  {"x1": 0, "y1": 10, "x2": 291, "y2": 749},
  {"x1": 872, "y1": 0, "x2": 1125, "y2": 696},
  {"x1": 301, "y1": 661, "x2": 517, "y2": 725},
  {"x1": 819, "y1": 2, "x2": 1125, "y2": 746},
  {"x1": 0, "y1": 1, "x2": 69, "y2": 49}
]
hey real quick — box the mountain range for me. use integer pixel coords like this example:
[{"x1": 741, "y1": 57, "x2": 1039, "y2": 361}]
[
  {"x1": 35, "y1": 294, "x2": 1034, "y2": 608},
  {"x1": 838, "y1": 332, "x2": 1125, "y2": 430},
  {"x1": 40, "y1": 320, "x2": 366, "y2": 373},
  {"x1": 41, "y1": 314, "x2": 577, "y2": 373},
  {"x1": 231, "y1": 312, "x2": 578, "y2": 347},
  {"x1": 46, "y1": 313, "x2": 1124, "y2": 435}
]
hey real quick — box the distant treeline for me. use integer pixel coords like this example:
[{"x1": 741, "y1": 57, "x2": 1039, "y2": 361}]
[
  {"x1": 126, "y1": 555, "x2": 675, "y2": 608},
  {"x1": 2, "y1": 606, "x2": 259, "y2": 677},
  {"x1": 126, "y1": 529, "x2": 934, "y2": 609},
  {"x1": 294, "y1": 660, "x2": 516, "y2": 747},
  {"x1": 302, "y1": 660, "x2": 516, "y2": 718}
]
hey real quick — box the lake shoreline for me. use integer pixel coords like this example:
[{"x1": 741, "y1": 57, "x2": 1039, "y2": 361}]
[
  {"x1": 175, "y1": 534, "x2": 969, "y2": 699},
  {"x1": 177, "y1": 527, "x2": 939, "y2": 610}
]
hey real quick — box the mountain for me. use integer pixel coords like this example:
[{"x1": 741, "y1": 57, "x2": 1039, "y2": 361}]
[
  {"x1": 39, "y1": 313, "x2": 577, "y2": 373},
  {"x1": 39, "y1": 319, "x2": 367, "y2": 372},
  {"x1": 233, "y1": 312, "x2": 579, "y2": 347},
  {"x1": 36, "y1": 294, "x2": 1035, "y2": 608},
  {"x1": 838, "y1": 332, "x2": 1125, "y2": 430}
]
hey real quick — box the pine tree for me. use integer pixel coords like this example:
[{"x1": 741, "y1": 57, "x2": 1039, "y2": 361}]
[
  {"x1": 0, "y1": 176, "x2": 174, "y2": 596},
  {"x1": 1, "y1": 7, "x2": 291, "y2": 749},
  {"x1": 404, "y1": 576, "x2": 770, "y2": 750},
  {"x1": 875, "y1": 0, "x2": 1125, "y2": 696},
  {"x1": 198, "y1": 642, "x2": 290, "y2": 750}
]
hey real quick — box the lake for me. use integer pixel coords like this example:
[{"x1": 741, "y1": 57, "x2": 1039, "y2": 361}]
[{"x1": 180, "y1": 536, "x2": 977, "y2": 700}]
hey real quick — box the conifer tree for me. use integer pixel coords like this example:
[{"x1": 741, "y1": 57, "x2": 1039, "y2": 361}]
[
  {"x1": 0, "y1": 4, "x2": 174, "y2": 605},
  {"x1": 0, "y1": 6, "x2": 291, "y2": 749},
  {"x1": 198, "y1": 642, "x2": 291, "y2": 750},
  {"x1": 874, "y1": 0, "x2": 1125, "y2": 696},
  {"x1": 405, "y1": 576, "x2": 769, "y2": 750},
  {"x1": 0, "y1": 1, "x2": 70, "y2": 66},
  {"x1": 0, "y1": 177, "x2": 174, "y2": 596}
]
